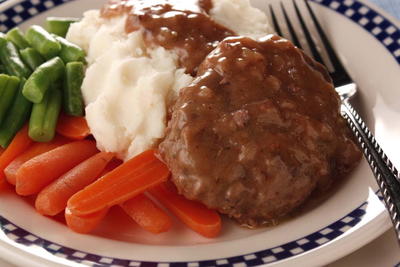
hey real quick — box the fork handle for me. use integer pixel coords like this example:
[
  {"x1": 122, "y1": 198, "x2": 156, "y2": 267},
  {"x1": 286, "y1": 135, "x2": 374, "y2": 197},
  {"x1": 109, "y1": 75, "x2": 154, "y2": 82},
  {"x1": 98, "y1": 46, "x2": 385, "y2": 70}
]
[{"x1": 342, "y1": 101, "x2": 400, "y2": 242}]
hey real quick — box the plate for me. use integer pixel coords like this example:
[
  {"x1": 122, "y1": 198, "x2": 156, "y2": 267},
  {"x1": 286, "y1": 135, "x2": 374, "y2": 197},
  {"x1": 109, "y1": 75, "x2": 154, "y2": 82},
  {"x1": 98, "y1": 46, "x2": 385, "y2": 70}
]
[{"x1": 0, "y1": 0, "x2": 399, "y2": 266}]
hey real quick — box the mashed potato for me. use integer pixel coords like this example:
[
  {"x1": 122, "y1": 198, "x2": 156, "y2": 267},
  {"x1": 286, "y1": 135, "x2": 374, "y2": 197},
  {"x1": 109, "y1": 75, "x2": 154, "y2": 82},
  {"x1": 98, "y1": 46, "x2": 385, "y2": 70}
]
[{"x1": 67, "y1": 0, "x2": 271, "y2": 160}]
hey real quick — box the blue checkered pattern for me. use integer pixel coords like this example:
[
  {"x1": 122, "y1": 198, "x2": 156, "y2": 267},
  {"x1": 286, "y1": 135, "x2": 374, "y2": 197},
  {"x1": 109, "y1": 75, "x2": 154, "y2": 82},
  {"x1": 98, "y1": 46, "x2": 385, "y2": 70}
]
[
  {"x1": 0, "y1": 0, "x2": 398, "y2": 266},
  {"x1": 0, "y1": 201, "x2": 367, "y2": 267},
  {"x1": 315, "y1": 0, "x2": 400, "y2": 64},
  {"x1": 0, "y1": 0, "x2": 75, "y2": 32}
]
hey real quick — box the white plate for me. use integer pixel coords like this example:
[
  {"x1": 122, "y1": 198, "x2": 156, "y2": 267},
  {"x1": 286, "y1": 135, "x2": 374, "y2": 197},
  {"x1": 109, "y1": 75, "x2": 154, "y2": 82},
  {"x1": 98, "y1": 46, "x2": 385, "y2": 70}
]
[{"x1": 0, "y1": 0, "x2": 399, "y2": 266}]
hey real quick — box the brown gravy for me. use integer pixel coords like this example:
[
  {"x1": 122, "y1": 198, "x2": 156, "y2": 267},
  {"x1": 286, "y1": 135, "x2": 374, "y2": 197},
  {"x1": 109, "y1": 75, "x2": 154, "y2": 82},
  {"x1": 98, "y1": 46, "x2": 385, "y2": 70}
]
[
  {"x1": 100, "y1": 0, "x2": 361, "y2": 227},
  {"x1": 101, "y1": 0, "x2": 234, "y2": 74},
  {"x1": 159, "y1": 36, "x2": 361, "y2": 227}
]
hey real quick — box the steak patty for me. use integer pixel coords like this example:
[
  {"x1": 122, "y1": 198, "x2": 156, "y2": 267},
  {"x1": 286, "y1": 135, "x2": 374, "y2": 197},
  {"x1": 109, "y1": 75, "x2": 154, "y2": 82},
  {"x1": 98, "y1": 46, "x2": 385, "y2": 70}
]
[{"x1": 159, "y1": 35, "x2": 361, "y2": 227}]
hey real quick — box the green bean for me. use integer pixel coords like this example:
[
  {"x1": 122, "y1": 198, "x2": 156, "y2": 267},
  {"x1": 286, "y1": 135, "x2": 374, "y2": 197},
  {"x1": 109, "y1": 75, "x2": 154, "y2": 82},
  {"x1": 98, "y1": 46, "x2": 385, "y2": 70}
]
[
  {"x1": 63, "y1": 62, "x2": 84, "y2": 116},
  {"x1": 6, "y1": 27, "x2": 30, "y2": 49},
  {"x1": 0, "y1": 35, "x2": 4, "y2": 74},
  {"x1": 54, "y1": 36, "x2": 85, "y2": 63},
  {"x1": 0, "y1": 75, "x2": 9, "y2": 92},
  {"x1": 25, "y1": 25, "x2": 61, "y2": 59},
  {"x1": 20, "y1": 48, "x2": 45, "y2": 70},
  {"x1": 0, "y1": 35, "x2": 32, "y2": 78},
  {"x1": 0, "y1": 74, "x2": 11, "y2": 121},
  {"x1": 0, "y1": 79, "x2": 32, "y2": 148},
  {"x1": 29, "y1": 88, "x2": 61, "y2": 142},
  {"x1": 0, "y1": 75, "x2": 20, "y2": 125},
  {"x1": 22, "y1": 57, "x2": 65, "y2": 103},
  {"x1": 0, "y1": 33, "x2": 6, "y2": 46},
  {"x1": 0, "y1": 35, "x2": 6, "y2": 73},
  {"x1": 46, "y1": 17, "x2": 79, "y2": 38},
  {"x1": 0, "y1": 65, "x2": 5, "y2": 74},
  {"x1": 0, "y1": 74, "x2": 9, "y2": 88}
]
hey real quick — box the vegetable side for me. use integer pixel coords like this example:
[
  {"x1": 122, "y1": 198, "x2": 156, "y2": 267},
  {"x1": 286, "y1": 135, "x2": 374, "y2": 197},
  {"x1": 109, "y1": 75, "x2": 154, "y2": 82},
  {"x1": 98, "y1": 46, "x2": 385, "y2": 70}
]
[
  {"x1": 0, "y1": 16, "x2": 223, "y2": 239},
  {"x1": 0, "y1": 18, "x2": 85, "y2": 147}
]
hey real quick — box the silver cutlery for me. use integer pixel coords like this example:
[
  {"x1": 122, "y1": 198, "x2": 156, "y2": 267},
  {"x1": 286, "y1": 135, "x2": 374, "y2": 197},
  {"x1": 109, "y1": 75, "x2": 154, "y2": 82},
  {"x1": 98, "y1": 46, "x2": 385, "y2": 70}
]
[{"x1": 269, "y1": 0, "x2": 400, "y2": 242}]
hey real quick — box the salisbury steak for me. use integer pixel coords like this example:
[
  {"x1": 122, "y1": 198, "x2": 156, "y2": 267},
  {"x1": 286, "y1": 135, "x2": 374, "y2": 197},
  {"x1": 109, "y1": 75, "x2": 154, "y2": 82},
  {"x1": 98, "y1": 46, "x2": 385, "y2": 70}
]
[{"x1": 159, "y1": 35, "x2": 361, "y2": 227}]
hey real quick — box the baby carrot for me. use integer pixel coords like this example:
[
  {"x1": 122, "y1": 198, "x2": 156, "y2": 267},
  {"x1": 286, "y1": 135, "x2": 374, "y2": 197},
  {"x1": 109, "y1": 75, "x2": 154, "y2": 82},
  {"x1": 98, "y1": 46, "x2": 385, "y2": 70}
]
[
  {"x1": 100, "y1": 158, "x2": 122, "y2": 176},
  {"x1": 67, "y1": 150, "x2": 170, "y2": 216},
  {"x1": 149, "y1": 182, "x2": 222, "y2": 238},
  {"x1": 5, "y1": 135, "x2": 70, "y2": 185},
  {"x1": 0, "y1": 125, "x2": 33, "y2": 189},
  {"x1": 65, "y1": 207, "x2": 108, "y2": 234},
  {"x1": 0, "y1": 176, "x2": 8, "y2": 190},
  {"x1": 16, "y1": 140, "x2": 98, "y2": 196},
  {"x1": 56, "y1": 113, "x2": 90, "y2": 140},
  {"x1": 35, "y1": 151, "x2": 114, "y2": 216},
  {"x1": 120, "y1": 194, "x2": 172, "y2": 234}
]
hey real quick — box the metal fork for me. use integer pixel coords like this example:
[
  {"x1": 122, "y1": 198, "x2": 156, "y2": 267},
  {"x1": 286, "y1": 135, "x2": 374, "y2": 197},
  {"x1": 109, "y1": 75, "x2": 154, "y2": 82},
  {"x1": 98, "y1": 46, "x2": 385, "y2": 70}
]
[{"x1": 269, "y1": 0, "x2": 400, "y2": 242}]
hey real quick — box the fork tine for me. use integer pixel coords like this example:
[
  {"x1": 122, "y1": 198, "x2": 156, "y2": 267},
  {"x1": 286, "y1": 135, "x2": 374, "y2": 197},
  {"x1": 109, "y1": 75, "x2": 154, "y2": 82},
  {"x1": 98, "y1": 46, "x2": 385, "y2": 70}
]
[
  {"x1": 269, "y1": 5, "x2": 283, "y2": 36},
  {"x1": 280, "y1": 2, "x2": 303, "y2": 49},
  {"x1": 304, "y1": 0, "x2": 352, "y2": 84},
  {"x1": 292, "y1": 0, "x2": 324, "y2": 64}
]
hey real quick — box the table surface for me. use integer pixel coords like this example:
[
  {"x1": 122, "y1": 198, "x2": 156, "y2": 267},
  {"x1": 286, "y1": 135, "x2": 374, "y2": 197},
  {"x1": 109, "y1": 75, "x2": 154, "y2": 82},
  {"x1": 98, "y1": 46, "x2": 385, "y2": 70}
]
[
  {"x1": 370, "y1": 0, "x2": 400, "y2": 19},
  {"x1": 0, "y1": 0, "x2": 399, "y2": 266}
]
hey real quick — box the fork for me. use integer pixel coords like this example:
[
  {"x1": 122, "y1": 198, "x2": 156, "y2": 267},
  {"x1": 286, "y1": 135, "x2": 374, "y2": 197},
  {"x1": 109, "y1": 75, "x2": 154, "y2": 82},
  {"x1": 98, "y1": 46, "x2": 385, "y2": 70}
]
[{"x1": 269, "y1": 0, "x2": 400, "y2": 242}]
